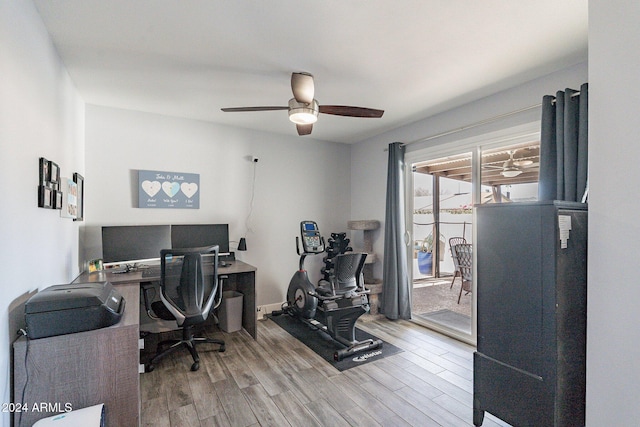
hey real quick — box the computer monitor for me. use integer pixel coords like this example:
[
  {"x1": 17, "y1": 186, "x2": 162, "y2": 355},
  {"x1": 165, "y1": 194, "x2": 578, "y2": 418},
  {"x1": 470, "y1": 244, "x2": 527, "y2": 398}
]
[
  {"x1": 102, "y1": 225, "x2": 172, "y2": 265},
  {"x1": 171, "y1": 224, "x2": 230, "y2": 254}
]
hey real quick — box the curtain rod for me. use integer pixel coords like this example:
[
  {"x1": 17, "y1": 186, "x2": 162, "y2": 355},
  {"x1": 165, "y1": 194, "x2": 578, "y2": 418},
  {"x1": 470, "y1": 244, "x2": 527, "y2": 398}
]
[{"x1": 401, "y1": 90, "x2": 581, "y2": 148}]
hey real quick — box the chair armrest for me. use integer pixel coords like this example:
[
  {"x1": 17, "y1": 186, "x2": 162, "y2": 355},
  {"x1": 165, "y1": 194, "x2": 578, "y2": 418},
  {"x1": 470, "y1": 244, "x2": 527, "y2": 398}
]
[
  {"x1": 214, "y1": 275, "x2": 228, "y2": 309},
  {"x1": 141, "y1": 281, "x2": 160, "y2": 319}
]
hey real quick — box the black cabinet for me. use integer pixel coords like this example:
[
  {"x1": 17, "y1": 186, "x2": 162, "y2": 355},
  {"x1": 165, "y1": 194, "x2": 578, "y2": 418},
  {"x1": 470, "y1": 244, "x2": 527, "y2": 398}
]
[{"x1": 474, "y1": 201, "x2": 587, "y2": 427}]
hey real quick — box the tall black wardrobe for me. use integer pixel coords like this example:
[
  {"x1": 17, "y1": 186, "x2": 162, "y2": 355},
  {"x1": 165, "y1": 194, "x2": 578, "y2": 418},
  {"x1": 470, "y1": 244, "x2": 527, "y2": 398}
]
[{"x1": 474, "y1": 201, "x2": 587, "y2": 426}]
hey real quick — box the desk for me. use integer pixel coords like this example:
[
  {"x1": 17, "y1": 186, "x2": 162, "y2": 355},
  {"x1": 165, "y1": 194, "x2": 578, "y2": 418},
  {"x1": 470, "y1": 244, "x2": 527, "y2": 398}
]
[
  {"x1": 76, "y1": 260, "x2": 258, "y2": 340},
  {"x1": 13, "y1": 261, "x2": 256, "y2": 427}
]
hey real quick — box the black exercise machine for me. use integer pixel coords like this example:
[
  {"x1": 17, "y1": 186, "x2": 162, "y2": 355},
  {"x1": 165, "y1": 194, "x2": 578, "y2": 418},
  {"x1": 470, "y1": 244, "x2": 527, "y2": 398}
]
[{"x1": 275, "y1": 221, "x2": 382, "y2": 361}]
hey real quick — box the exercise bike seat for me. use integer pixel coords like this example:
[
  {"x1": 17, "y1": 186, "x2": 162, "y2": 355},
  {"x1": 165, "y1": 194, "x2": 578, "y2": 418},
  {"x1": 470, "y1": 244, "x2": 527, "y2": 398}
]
[{"x1": 316, "y1": 252, "x2": 367, "y2": 297}]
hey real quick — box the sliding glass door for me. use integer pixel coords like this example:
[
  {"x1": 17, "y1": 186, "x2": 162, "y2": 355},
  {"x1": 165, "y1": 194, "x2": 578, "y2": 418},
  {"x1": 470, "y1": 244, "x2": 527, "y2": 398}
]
[
  {"x1": 410, "y1": 151, "x2": 475, "y2": 341},
  {"x1": 406, "y1": 136, "x2": 540, "y2": 344}
]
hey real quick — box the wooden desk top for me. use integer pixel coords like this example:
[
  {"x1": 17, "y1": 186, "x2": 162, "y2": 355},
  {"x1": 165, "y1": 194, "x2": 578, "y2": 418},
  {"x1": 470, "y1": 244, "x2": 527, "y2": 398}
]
[{"x1": 73, "y1": 260, "x2": 256, "y2": 285}]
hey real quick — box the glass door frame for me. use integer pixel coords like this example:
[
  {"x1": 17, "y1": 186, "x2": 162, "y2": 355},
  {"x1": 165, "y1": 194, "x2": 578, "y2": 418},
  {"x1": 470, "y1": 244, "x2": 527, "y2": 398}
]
[{"x1": 404, "y1": 122, "x2": 540, "y2": 345}]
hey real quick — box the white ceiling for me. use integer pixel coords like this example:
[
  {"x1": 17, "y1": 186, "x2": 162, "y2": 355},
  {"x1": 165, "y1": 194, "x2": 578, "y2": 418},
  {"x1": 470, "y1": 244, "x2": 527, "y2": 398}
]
[{"x1": 33, "y1": 0, "x2": 588, "y2": 144}]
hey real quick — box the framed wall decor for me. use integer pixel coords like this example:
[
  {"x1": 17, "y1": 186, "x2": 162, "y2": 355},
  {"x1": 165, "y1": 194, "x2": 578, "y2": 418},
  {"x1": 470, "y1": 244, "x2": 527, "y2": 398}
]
[
  {"x1": 59, "y1": 177, "x2": 76, "y2": 217},
  {"x1": 48, "y1": 160, "x2": 60, "y2": 185},
  {"x1": 38, "y1": 185, "x2": 53, "y2": 208},
  {"x1": 38, "y1": 157, "x2": 64, "y2": 210},
  {"x1": 73, "y1": 173, "x2": 84, "y2": 221},
  {"x1": 53, "y1": 190, "x2": 63, "y2": 210},
  {"x1": 39, "y1": 157, "x2": 49, "y2": 185},
  {"x1": 138, "y1": 169, "x2": 200, "y2": 209}
]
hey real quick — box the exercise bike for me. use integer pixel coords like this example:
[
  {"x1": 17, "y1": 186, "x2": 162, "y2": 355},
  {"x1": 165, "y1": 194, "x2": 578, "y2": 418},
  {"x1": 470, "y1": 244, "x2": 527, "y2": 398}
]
[{"x1": 276, "y1": 221, "x2": 382, "y2": 361}]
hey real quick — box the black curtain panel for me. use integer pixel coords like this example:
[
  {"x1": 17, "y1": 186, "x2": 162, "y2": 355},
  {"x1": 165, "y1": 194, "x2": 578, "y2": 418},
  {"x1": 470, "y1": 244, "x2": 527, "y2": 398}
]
[
  {"x1": 539, "y1": 83, "x2": 589, "y2": 202},
  {"x1": 382, "y1": 142, "x2": 411, "y2": 320}
]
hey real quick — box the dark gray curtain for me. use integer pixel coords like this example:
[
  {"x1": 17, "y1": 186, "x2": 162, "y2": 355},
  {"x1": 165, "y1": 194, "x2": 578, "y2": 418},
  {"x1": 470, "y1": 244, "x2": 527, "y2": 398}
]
[
  {"x1": 381, "y1": 142, "x2": 411, "y2": 320},
  {"x1": 539, "y1": 83, "x2": 589, "y2": 202}
]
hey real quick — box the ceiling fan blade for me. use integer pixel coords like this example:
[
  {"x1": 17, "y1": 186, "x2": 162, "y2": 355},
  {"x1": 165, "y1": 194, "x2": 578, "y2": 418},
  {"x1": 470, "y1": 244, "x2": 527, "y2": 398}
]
[
  {"x1": 518, "y1": 162, "x2": 540, "y2": 168},
  {"x1": 221, "y1": 106, "x2": 288, "y2": 112},
  {"x1": 291, "y1": 72, "x2": 314, "y2": 104},
  {"x1": 319, "y1": 105, "x2": 384, "y2": 118},
  {"x1": 296, "y1": 123, "x2": 313, "y2": 136}
]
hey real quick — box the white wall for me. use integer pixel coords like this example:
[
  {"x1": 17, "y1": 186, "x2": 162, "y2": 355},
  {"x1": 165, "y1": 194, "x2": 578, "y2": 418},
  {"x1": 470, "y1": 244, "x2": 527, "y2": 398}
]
[
  {"x1": 6, "y1": 0, "x2": 637, "y2": 424},
  {"x1": 587, "y1": 1, "x2": 640, "y2": 425},
  {"x1": 351, "y1": 62, "x2": 588, "y2": 281},
  {"x1": 0, "y1": 2, "x2": 84, "y2": 426},
  {"x1": 84, "y1": 105, "x2": 352, "y2": 306}
]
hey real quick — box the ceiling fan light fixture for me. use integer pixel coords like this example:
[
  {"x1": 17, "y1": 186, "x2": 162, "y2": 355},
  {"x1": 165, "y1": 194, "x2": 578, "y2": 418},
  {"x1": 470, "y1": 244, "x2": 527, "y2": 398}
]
[
  {"x1": 288, "y1": 99, "x2": 318, "y2": 125},
  {"x1": 289, "y1": 110, "x2": 318, "y2": 124},
  {"x1": 501, "y1": 168, "x2": 522, "y2": 178}
]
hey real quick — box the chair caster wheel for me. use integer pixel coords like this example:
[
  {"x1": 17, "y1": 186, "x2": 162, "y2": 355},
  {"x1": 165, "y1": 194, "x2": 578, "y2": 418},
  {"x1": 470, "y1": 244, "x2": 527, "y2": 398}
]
[
  {"x1": 145, "y1": 363, "x2": 155, "y2": 373},
  {"x1": 191, "y1": 362, "x2": 199, "y2": 371},
  {"x1": 219, "y1": 345, "x2": 226, "y2": 352}
]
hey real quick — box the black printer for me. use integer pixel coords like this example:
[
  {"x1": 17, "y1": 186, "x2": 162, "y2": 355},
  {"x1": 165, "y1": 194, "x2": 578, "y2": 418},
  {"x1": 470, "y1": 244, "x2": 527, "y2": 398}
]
[{"x1": 25, "y1": 281, "x2": 125, "y2": 339}]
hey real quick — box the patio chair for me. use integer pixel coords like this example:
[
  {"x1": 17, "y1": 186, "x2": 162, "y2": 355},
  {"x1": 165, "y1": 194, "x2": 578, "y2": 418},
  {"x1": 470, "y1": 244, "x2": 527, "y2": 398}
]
[
  {"x1": 453, "y1": 243, "x2": 473, "y2": 303},
  {"x1": 449, "y1": 237, "x2": 467, "y2": 288}
]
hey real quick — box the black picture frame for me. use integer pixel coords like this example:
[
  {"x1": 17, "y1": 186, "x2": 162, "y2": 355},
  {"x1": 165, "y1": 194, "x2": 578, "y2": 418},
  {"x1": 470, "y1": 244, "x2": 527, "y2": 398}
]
[
  {"x1": 73, "y1": 173, "x2": 84, "y2": 221},
  {"x1": 53, "y1": 190, "x2": 63, "y2": 210},
  {"x1": 38, "y1": 185, "x2": 53, "y2": 209},
  {"x1": 48, "y1": 161, "x2": 60, "y2": 184},
  {"x1": 39, "y1": 157, "x2": 49, "y2": 185}
]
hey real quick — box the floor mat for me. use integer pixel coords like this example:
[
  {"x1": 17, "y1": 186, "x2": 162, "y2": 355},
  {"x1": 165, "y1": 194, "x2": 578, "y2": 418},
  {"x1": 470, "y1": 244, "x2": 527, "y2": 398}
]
[
  {"x1": 269, "y1": 314, "x2": 403, "y2": 371},
  {"x1": 415, "y1": 308, "x2": 471, "y2": 334}
]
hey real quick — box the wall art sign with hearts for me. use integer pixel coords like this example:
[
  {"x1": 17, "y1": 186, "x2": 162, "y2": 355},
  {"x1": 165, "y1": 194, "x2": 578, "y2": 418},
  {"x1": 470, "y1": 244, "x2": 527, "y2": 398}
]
[{"x1": 138, "y1": 169, "x2": 200, "y2": 209}]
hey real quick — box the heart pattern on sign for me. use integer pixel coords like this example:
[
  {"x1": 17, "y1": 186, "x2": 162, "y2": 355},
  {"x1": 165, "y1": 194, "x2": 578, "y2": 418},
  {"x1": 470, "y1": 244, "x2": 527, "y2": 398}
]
[
  {"x1": 181, "y1": 182, "x2": 198, "y2": 199},
  {"x1": 162, "y1": 181, "x2": 180, "y2": 197},
  {"x1": 141, "y1": 180, "x2": 161, "y2": 197}
]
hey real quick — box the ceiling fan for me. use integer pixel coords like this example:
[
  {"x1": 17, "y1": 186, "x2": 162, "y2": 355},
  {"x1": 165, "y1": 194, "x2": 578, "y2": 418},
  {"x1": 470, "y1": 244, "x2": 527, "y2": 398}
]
[
  {"x1": 221, "y1": 72, "x2": 384, "y2": 136},
  {"x1": 484, "y1": 150, "x2": 536, "y2": 178}
]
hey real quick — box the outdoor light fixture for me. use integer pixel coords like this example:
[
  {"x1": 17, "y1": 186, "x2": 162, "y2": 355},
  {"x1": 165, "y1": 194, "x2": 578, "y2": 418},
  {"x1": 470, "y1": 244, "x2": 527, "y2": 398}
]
[{"x1": 288, "y1": 98, "x2": 318, "y2": 125}]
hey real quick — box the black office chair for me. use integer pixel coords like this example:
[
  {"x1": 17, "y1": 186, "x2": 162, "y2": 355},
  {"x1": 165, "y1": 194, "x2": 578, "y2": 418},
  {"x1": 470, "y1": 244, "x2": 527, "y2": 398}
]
[{"x1": 145, "y1": 246, "x2": 225, "y2": 372}]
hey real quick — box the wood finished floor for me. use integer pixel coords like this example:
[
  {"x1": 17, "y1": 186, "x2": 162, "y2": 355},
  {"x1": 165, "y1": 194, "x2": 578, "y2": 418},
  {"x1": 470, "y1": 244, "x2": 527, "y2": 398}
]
[{"x1": 140, "y1": 316, "x2": 511, "y2": 427}]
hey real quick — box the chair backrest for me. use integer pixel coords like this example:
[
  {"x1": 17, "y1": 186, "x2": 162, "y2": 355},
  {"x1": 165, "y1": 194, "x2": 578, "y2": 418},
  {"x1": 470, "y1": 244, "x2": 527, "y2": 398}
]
[
  {"x1": 449, "y1": 237, "x2": 467, "y2": 269},
  {"x1": 159, "y1": 245, "x2": 219, "y2": 327},
  {"x1": 453, "y1": 243, "x2": 473, "y2": 282},
  {"x1": 331, "y1": 252, "x2": 367, "y2": 295}
]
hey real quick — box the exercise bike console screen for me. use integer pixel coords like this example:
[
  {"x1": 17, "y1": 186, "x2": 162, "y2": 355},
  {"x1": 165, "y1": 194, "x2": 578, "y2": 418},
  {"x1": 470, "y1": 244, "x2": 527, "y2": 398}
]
[{"x1": 300, "y1": 221, "x2": 324, "y2": 253}]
